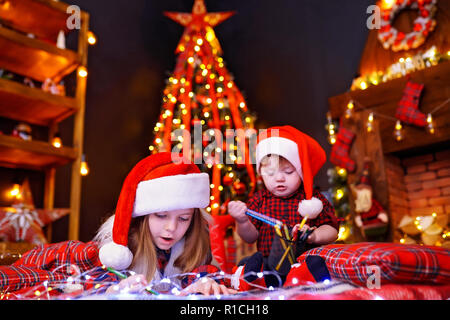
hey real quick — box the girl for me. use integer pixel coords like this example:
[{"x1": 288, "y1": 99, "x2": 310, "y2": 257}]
[{"x1": 0, "y1": 152, "x2": 235, "y2": 298}]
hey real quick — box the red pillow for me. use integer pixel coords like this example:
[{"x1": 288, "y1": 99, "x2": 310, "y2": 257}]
[
  {"x1": 297, "y1": 242, "x2": 450, "y2": 286},
  {"x1": 0, "y1": 241, "x2": 100, "y2": 294}
]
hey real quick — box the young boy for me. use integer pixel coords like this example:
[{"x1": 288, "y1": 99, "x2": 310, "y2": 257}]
[{"x1": 228, "y1": 125, "x2": 339, "y2": 289}]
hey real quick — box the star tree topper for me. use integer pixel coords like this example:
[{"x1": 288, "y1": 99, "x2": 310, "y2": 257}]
[{"x1": 164, "y1": 0, "x2": 235, "y2": 55}]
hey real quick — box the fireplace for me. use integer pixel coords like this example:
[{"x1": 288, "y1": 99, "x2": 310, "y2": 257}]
[{"x1": 385, "y1": 144, "x2": 450, "y2": 242}]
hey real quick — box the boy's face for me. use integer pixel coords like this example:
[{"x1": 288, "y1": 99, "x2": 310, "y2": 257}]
[{"x1": 260, "y1": 156, "x2": 302, "y2": 197}]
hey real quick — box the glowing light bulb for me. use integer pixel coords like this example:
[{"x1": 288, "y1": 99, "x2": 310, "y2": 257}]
[
  {"x1": 382, "y1": 0, "x2": 395, "y2": 9},
  {"x1": 337, "y1": 168, "x2": 347, "y2": 176},
  {"x1": 394, "y1": 120, "x2": 403, "y2": 141},
  {"x1": 52, "y1": 135, "x2": 62, "y2": 148},
  {"x1": 78, "y1": 67, "x2": 88, "y2": 78},
  {"x1": 335, "y1": 189, "x2": 344, "y2": 200},
  {"x1": 360, "y1": 81, "x2": 368, "y2": 90},
  {"x1": 8, "y1": 184, "x2": 21, "y2": 199},
  {"x1": 367, "y1": 112, "x2": 374, "y2": 132},
  {"x1": 345, "y1": 100, "x2": 354, "y2": 118},
  {"x1": 87, "y1": 31, "x2": 97, "y2": 45},
  {"x1": 426, "y1": 113, "x2": 435, "y2": 134},
  {"x1": 80, "y1": 154, "x2": 89, "y2": 176}
]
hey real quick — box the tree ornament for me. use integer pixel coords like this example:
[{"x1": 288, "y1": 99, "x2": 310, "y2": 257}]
[
  {"x1": 222, "y1": 174, "x2": 234, "y2": 186},
  {"x1": 233, "y1": 181, "x2": 246, "y2": 195}
]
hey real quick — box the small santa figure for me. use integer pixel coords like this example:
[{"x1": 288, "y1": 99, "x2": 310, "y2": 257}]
[{"x1": 351, "y1": 158, "x2": 389, "y2": 240}]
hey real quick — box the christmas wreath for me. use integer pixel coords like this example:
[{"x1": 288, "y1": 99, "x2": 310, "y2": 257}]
[{"x1": 378, "y1": 0, "x2": 438, "y2": 52}]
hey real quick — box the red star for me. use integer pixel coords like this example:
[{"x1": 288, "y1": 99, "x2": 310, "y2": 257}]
[{"x1": 164, "y1": 0, "x2": 235, "y2": 31}]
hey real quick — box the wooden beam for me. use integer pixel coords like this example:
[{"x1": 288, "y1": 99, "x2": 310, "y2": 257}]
[{"x1": 68, "y1": 11, "x2": 89, "y2": 241}]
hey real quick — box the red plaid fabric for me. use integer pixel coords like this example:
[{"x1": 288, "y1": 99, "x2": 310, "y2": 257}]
[
  {"x1": 297, "y1": 242, "x2": 450, "y2": 287},
  {"x1": 395, "y1": 80, "x2": 426, "y2": 127},
  {"x1": 329, "y1": 127, "x2": 356, "y2": 172},
  {"x1": 156, "y1": 248, "x2": 171, "y2": 275},
  {"x1": 0, "y1": 241, "x2": 101, "y2": 293},
  {"x1": 225, "y1": 235, "x2": 237, "y2": 272},
  {"x1": 246, "y1": 187, "x2": 339, "y2": 257},
  {"x1": 1, "y1": 240, "x2": 222, "y2": 298}
]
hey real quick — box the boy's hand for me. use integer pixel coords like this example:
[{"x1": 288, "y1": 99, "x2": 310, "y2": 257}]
[
  {"x1": 292, "y1": 224, "x2": 317, "y2": 243},
  {"x1": 228, "y1": 201, "x2": 249, "y2": 224}
]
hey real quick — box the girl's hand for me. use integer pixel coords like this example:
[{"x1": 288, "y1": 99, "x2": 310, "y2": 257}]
[
  {"x1": 228, "y1": 201, "x2": 249, "y2": 224},
  {"x1": 180, "y1": 277, "x2": 238, "y2": 296},
  {"x1": 106, "y1": 274, "x2": 148, "y2": 294}
]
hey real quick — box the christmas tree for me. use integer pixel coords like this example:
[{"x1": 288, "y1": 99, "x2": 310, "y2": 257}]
[{"x1": 149, "y1": 0, "x2": 258, "y2": 216}]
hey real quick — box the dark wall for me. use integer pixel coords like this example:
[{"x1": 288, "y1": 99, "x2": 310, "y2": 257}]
[{"x1": 1, "y1": 0, "x2": 374, "y2": 242}]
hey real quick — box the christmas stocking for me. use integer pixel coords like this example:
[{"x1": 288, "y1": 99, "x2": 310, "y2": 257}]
[
  {"x1": 395, "y1": 80, "x2": 426, "y2": 127},
  {"x1": 330, "y1": 127, "x2": 356, "y2": 172}
]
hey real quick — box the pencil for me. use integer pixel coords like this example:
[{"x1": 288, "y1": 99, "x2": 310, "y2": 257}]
[{"x1": 105, "y1": 266, "x2": 159, "y2": 295}]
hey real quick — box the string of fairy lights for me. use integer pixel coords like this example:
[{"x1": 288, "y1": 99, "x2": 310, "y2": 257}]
[{"x1": 326, "y1": 96, "x2": 450, "y2": 144}]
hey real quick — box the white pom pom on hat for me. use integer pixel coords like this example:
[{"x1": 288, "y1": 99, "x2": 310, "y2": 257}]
[
  {"x1": 99, "y1": 242, "x2": 133, "y2": 271},
  {"x1": 298, "y1": 197, "x2": 323, "y2": 219},
  {"x1": 98, "y1": 152, "x2": 210, "y2": 270}
]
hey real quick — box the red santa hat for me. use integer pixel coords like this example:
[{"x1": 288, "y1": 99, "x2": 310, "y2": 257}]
[
  {"x1": 255, "y1": 125, "x2": 326, "y2": 219},
  {"x1": 99, "y1": 152, "x2": 210, "y2": 270},
  {"x1": 355, "y1": 158, "x2": 371, "y2": 190}
]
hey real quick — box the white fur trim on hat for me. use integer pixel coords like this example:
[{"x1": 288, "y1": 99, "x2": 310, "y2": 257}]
[
  {"x1": 133, "y1": 172, "x2": 210, "y2": 217},
  {"x1": 256, "y1": 137, "x2": 303, "y2": 179},
  {"x1": 99, "y1": 241, "x2": 133, "y2": 270},
  {"x1": 298, "y1": 197, "x2": 323, "y2": 219}
]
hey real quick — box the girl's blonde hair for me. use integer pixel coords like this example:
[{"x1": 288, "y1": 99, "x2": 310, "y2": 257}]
[{"x1": 94, "y1": 208, "x2": 211, "y2": 282}]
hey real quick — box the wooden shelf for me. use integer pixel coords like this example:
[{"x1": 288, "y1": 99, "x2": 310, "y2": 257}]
[
  {"x1": 0, "y1": 0, "x2": 72, "y2": 42},
  {"x1": 0, "y1": 0, "x2": 89, "y2": 240},
  {"x1": 0, "y1": 78, "x2": 77, "y2": 126},
  {"x1": 0, "y1": 134, "x2": 77, "y2": 170},
  {"x1": 0, "y1": 26, "x2": 80, "y2": 82}
]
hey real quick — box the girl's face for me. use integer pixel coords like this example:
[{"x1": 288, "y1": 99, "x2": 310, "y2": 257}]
[
  {"x1": 260, "y1": 156, "x2": 302, "y2": 197},
  {"x1": 148, "y1": 208, "x2": 194, "y2": 250}
]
